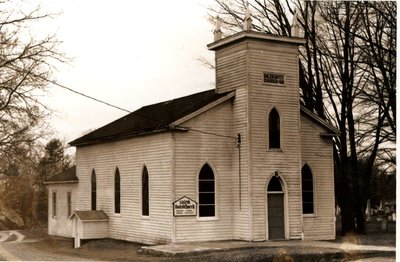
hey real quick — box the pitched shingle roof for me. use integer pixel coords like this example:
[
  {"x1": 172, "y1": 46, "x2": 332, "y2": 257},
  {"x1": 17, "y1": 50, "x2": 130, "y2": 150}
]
[
  {"x1": 69, "y1": 210, "x2": 109, "y2": 221},
  {"x1": 44, "y1": 166, "x2": 78, "y2": 184},
  {"x1": 70, "y1": 89, "x2": 230, "y2": 146}
]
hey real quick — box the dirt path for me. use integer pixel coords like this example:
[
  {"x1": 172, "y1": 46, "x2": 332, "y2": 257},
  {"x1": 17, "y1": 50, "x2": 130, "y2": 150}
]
[{"x1": 0, "y1": 229, "x2": 395, "y2": 261}]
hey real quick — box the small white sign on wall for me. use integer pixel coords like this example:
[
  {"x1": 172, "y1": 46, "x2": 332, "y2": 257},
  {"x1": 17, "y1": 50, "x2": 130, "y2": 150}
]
[{"x1": 173, "y1": 196, "x2": 197, "y2": 216}]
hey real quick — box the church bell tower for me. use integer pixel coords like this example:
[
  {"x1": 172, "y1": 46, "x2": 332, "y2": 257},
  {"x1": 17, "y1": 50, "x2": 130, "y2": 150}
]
[{"x1": 207, "y1": 6, "x2": 307, "y2": 241}]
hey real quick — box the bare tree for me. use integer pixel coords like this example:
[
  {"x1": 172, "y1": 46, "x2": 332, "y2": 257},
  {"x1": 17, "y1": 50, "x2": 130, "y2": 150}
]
[
  {"x1": 0, "y1": 0, "x2": 65, "y2": 174},
  {"x1": 357, "y1": 2, "x2": 396, "y2": 165}
]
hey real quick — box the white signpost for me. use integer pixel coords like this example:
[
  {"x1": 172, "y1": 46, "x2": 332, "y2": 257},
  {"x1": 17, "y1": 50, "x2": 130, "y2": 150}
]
[{"x1": 173, "y1": 196, "x2": 197, "y2": 216}]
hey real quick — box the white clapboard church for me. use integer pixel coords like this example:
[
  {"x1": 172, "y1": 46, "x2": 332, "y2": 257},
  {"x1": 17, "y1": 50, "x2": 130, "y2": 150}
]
[{"x1": 45, "y1": 11, "x2": 338, "y2": 247}]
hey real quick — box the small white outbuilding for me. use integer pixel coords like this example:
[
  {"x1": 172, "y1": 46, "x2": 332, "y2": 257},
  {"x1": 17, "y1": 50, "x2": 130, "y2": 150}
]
[
  {"x1": 69, "y1": 210, "x2": 109, "y2": 248},
  {"x1": 44, "y1": 166, "x2": 78, "y2": 238}
]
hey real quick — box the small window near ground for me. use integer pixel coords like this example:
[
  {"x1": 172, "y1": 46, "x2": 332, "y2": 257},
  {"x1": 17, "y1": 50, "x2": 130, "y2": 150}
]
[
  {"x1": 52, "y1": 191, "x2": 57, "y2": 218},
  {"x1": 264, "y1": 72, "x2": 285, "y2": 85},
  {"x1": 302, "y1": 164, "x2": 314, "y2": 214},
  {"x1": 67, "y1": 192, "x2": 72, "y2": 217}
]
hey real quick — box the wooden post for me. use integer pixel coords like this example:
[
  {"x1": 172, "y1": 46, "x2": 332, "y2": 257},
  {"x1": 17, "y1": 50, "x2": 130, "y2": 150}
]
[{"x1": 74, "y1": 219, "x2": 81, "y2": 248}]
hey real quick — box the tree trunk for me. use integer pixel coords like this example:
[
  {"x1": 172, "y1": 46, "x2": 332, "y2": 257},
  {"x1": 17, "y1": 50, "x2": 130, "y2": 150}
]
[{"x1": 354, "y1": 200, "x2": 365, "y2": 234}]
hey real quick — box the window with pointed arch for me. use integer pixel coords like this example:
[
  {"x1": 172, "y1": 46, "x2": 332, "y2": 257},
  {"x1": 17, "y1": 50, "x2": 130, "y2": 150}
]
[
  {"x1": 91, "y1": 169, "x2": 96, "y2": 211},
  {"x1": 115, "y1": 167, "x2": 121, "y2": 214},
  {"x1": 269, "y1": 108, "x2": 281, "y2": 149},
  {"x1": 198, "y1": 164, "x2": 215, "y2": 217},
  {"x1": 142, "y1": 166, "x2": 149, "y2": 216},
  {"x1": 301, "y1": 164, "x2": 314, "y2": 214},
  {"x1": 268, "y1": 176, "x2": 283, "y2": 192}
]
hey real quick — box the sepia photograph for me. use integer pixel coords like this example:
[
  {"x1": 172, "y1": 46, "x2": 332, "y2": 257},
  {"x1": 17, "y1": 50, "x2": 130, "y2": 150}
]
[{"x1": 0, "y1": 0, "x2": 396, "y2": 261}]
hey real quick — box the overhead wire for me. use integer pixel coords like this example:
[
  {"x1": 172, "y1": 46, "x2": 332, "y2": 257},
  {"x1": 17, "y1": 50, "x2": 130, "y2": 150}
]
[
  {"x1": 44, "y1": 78, "x2": 132, "y2": 113},
  {"x1": 45, "y1": 78, "x2": 238, "y2": 141},
  {"x1": 45, "y1": 77, "x2": 245, "y2": 209}
]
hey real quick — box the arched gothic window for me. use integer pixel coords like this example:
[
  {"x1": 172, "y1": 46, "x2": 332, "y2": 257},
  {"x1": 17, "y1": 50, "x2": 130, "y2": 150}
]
[
  {"x1": 142, "y1": 166, "x2": 149, "y2": 216},
  {"x1": 268, "y1": 176, "x2": 283, "y2": 192},
  {"x1": 301, "y1": 164, "x2": 314, "y2": 214},
  {"x1": 91, "y1": 169, "x2": 96, "y2": 211},
  {"x1": 115, "y1": 168, "x2": 121, "y2": 214},
  {"x1": 198, "y1": 164, "x2": 215, "y2": 217},
  {"x1": 269, "y1": 108, "x2": 281, "y2": 149}
]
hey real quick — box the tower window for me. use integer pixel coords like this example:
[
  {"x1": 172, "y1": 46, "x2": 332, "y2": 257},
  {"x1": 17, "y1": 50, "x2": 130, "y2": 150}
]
[{"x1": 269, "y1": 108, "x2": 281, "y2": 149}]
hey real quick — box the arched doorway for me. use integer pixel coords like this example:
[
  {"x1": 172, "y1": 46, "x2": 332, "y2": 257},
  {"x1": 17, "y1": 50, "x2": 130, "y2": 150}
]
[{"x1": 267, "y1": 176, "x2": 285, "y2": 240}]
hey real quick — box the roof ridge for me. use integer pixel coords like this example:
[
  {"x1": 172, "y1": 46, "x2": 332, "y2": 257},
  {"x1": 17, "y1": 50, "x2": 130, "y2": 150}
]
[{"x1": 140, "y1": 89, "x2": 216, "y2": 109}]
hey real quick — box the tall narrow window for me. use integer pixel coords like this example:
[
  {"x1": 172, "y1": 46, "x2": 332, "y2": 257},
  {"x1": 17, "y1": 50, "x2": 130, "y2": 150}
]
[
  {"x1": 269, "y1": 108, "x2": 281, "y2": 149},
  {"x1": 302, "y1": 164, "x2": 314, "y2": 214},
  {"x1": 52, "y1": 191, "x2": 57, "y2": 218},
  {"x1": 91, "y1": 169, "x2": 96, "y2": 211},
  {"x1": 115, "y1": 168, "x2": 121, "y2": 214},
  {"x1": 67, "y1": 192, "x2": 72, "y2": 217},
  {"x1": 198, "y1": 164, "x2": 215, "y2": 217},
  {"x1": 142, "y1": 166, "x2": 149, "y2": 216}
]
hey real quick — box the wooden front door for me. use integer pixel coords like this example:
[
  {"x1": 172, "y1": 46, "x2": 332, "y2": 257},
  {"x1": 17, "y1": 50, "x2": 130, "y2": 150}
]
[{"x1": 268, "y1": 193, "x2": 285, "y2": 239}]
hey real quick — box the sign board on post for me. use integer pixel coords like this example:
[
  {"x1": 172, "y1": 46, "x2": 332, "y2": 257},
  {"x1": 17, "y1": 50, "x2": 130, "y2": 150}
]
[{"x1": 173, "y1": 196, "x2": 197, "y2": 216}]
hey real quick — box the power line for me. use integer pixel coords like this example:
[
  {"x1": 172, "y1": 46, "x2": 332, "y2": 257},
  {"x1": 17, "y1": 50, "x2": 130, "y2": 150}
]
[
  {"x1": 46, "y1": 78, "x2": 238, "y2": 140},
  {"x1": 45, "y1": 79, "x2": 131, "y2": 113}
]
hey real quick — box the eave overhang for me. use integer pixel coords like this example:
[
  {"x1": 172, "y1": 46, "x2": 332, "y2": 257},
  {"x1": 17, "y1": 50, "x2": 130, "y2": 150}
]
[
  {"x1": 208, "y1": 30, "x2": 306, "y2": 51},
  {"x1": 300, "y1": 105, "x2": 340, "y2": 137}
]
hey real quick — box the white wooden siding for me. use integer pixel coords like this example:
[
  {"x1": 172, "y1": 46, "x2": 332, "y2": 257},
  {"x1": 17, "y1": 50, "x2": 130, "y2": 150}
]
[
  {"x1": 173, "y1": 100, "x2": 234, "y2": 242},
  {"x1": 232, "y1": 87, "x2": 251, "y2": 240},
  {"x1": 246, "y1": 41, "x2": 303, "y2": 240},
  {"x1": 215, "y1": 44, "x2": 247, "y2": 94},
  {"x1": 300, "y1": 115, "x2": 336, "y2": 240},
  {"x1": 80, "y1": 221, "x2": 108, "y2": 239},
  {"x1": 48, "y1": 183, "x2": 77, "y2": 238},
  {"x1": 215, "y1": 42, "x2": 251, "y2": 240},
  {"x1": 75, "y1": 133, "x2": 173, "y2": 244}
]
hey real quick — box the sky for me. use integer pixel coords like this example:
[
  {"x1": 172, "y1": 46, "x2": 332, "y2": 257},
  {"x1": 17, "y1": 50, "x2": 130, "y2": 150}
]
[{"x1": 36, "y1": 0, "x2": 216, "y2": 145}]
